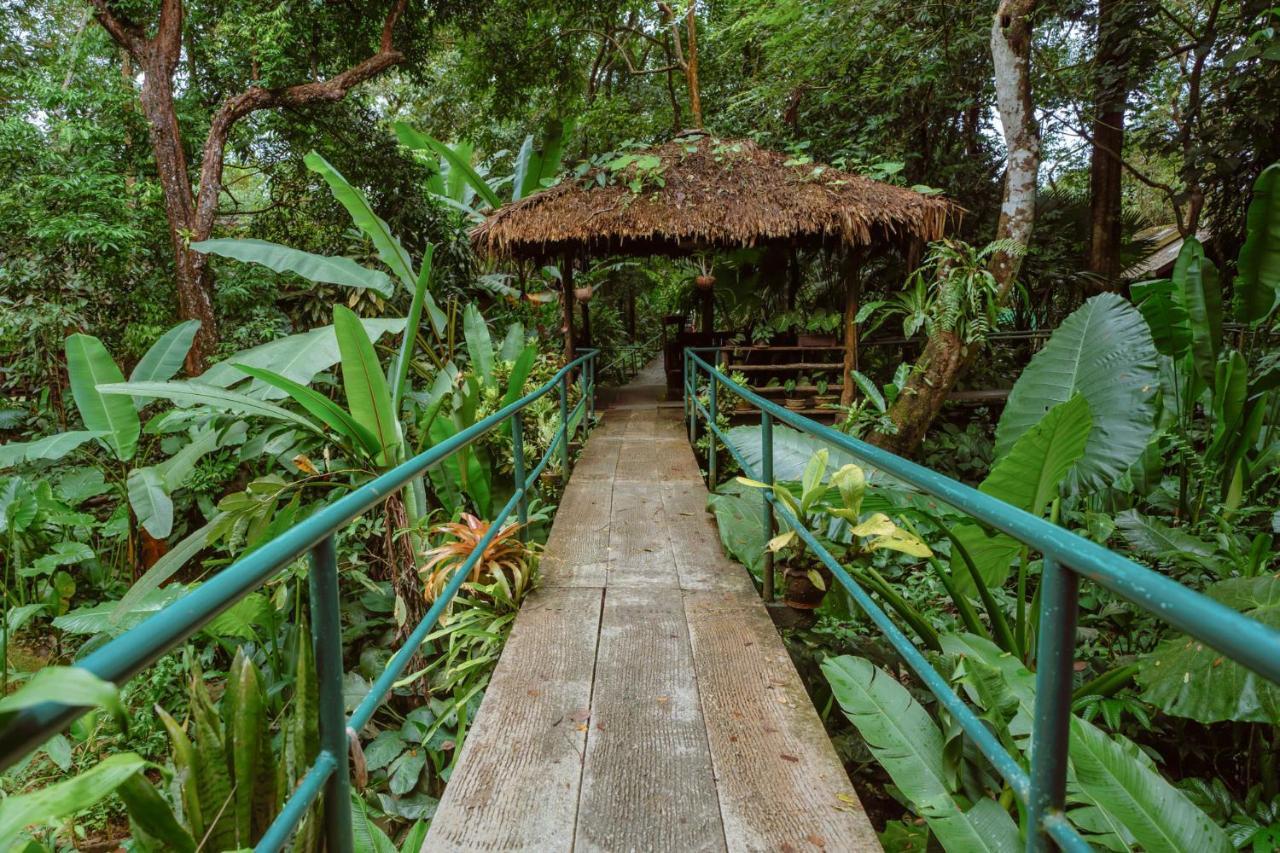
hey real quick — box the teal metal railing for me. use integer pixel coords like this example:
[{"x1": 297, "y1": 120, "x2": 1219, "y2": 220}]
[
  {"x1": 684, "y1": 347, "x2": 1280, "y2": 853},
  {"x1": 0, "y1": 349, "x2": 599, "y2": 853}
]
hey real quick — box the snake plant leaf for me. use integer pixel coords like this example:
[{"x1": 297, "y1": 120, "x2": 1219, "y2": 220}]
[
  {"x1": 0, "y1": 753, "x2": 147, "y2": 848},
  {"x1": 199, "y1": 318, "x2": 406, "y2": 398},
  {"x1": 462, "y1": 302, "x2": 495, "y2": 386},
  {"x1": 233, "y1": 364, "x2": 381, "y2": 458},
  {"x1": 98, "y1": 381, "x2": 325, "y2": 437},
  {"x1": 994, "y1": 293, "x2": 1158, "y2": 493},
  {"x1": 66, "y1": 333, "x2": 140, "y2": 461},
  {"x1": 334, "y1": 306, "x2": 399, "y2": 465},
  {"x1": 225, "y1": 650, "x2": 273, "y2": 843},
  {"x1": 1172, "y1": 237, "x2": 1223, "y2": 389},
  {"x1": 981, "y1": 394, "x2": 1092, "y2": 517},
  {"x1": 192, "y1": 238, "x2": 394, "y2": 297},
  {"x1": 155, "y1": 705, "x2": 205, "y2": 841},
  {"x1": 129, "y1": 320, "x2": 201, "y2": 403},
  {"x1": 822, "y1": 655, "x2": 1020, "y2": 852},
  {"x1": 1137, "y1": 576, "x2": 1280, "y2": 724},
  {"x1": 1234, "y1": 162, "x2": 1280, "y2": 323},
  {"x1": 0, "y1": 430, "x2": 105, "y2": 469},
  {"x1": 1130, "y1": 278, "x2": 1191, "y2": 357},
  {"x1": 117, "y1": 772, "x2": 197, "y2": 852},
  {"x1": 127, "y1": 466, "x2": 174, "y2": 539},
  {"x1": 304, "y1": 151, "x2": 417, "y2": 292},
  {"x1": 1070, "y1": 717, "x2": 1231, "y2": 852}
]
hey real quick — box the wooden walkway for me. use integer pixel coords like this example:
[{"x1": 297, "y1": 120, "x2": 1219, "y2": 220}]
[{"x1": 424, "y1": 362, "x2": 880, "y2": 852}]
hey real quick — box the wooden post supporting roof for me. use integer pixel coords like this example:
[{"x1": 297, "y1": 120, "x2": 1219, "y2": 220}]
[
  {"x1": 562, "y1": 255, "x2": 576, "y2": 365},
  {"x1": 840, "y1": 248, "x2": 863, "y2": 406}
]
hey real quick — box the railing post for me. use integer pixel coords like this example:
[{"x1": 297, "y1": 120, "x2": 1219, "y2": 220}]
[
  {"x1": 708, "y1": 371, "x2": 718, "y2": 486},
  {"x1": 587, "y1": 355, "x2": 595, "y2": 421},
  {"x1": 308, "y1": 535, "x2": 353, "y2": 853},
  {"x1": 1026, "y1": 555, "x2": 1078, "y2": 852},
  {"x1": 761, "y1": 411, "x2": 775, "y2": 602},
  {"x1": 683, "y1": 349, "x2": 690, "y2": 423},
  {"x1": 511, "y1": 411, "x2": 528, "y2": 538},
  {"x1": 580, "y1": 356, "x2": 591, "y2": 426},
  {"x1": 559, "y1": 370, "x2": 571, "y2": 484},
  {"x1": 688, "y1": 358, "x2": 699, "y2": 445}
]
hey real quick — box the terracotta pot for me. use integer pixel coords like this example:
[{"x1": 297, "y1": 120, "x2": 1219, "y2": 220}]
[
  {"x1": 574, "y1": 285, "x2": 593, "y2": 302},
  {"x1": 782, "y1": 564, "x2": 831, "y2": 610},
  {"x1": 783, "y1": 397, "x2": 807, "y2": 411},
  {"x1": 812, "y1": 394, "x2": 840, "y2": 406},
  {"x1": 694, "y1": 274, "x2": 716, "y2": 291}
]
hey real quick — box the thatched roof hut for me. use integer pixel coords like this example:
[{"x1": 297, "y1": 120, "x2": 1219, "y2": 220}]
[
  {"x1": 472, "y1": 131, "x2": 956, "y2": 401},
  {"x1": 472, "y1": 132, "x2": 955, "y2": 260}
]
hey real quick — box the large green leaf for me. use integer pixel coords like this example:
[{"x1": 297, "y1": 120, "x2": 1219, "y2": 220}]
[
  {"x1": 334, "y1": 306, "x2": 398, "y2": 465},
  {"x1": 1114, "y1": 509, "x2": 1219, "y2": 571},
  {"x1": 822, "y1": 655, "x2": 1020, "y2": 852},
  {"x1": 947, "y1": 523, "x2": 1022, "y2": 595},
  {"x1": 234, "y1": 364, "x2": 381, "y2": 457},
  {"x1": 511, "y1": 134, "x2": 537, "y2": 203},
  {"x1": 1137, "y1": 576, "x2": 1280, "y2": 724},
  {"x1": 130, "y1": 320, "x2": 201, "y2": 391},
  {"x1": 65, "y1": 333, "x2": 139, "y2": 461},
  {"x1": 1172, "y1": 237, "x2": 1223, "y2": 388},
  {"x1": 1131, "y1": 279, "x2": 1191, "y2": 357},
  {"x1": 199, "y1": 318, "x2": 406, "y2": 399},
  {"x1": 127, "y1": 466, "x2": 173, "y2": 539},
  {"x1": 1234, "y1": 162, "x2": 1280, "y2": 323},
  {"x1": 0, "y1": 431, "x2": 104, "y2": 469},
  {"x1": 726, "y1": 424, "x2": 862, "y2": 481},
  {"x1": 994, "y1": 293, "x2": 1158, "y2": 492},
  {"x1": 707, "y1": 481, "x2": 768, "y2": 578},
  {"x1": 98, "y1": 381, "x2": 324, "y2": 436},
  {"x1": 0, "y1": 753, "x2": 146, "y2": 847},
  {"x1": 192, "y1": 238, "x2": 394, "y2": 297},
  {"x1": 109, "y1": 515, "x2": 222, "y2": 623},
  {"x1": 394, "y1": 123, "x2": 502, "y2": 210},
  {"x1": 1070, "y1": 717, "x2": 1231, "y2": 852},
  {"x1": 304, "y1": 152, "x2": 416, "y2": 291},
  {"x1": 0, "y1": 666, "x2": 125, "y2": 726},
  {"x1": 981, "y1": 394, "x2": 1091, "y2": 516},
  {"x1": 463, "y1": 302, "x2": 495, "y2": 385}
]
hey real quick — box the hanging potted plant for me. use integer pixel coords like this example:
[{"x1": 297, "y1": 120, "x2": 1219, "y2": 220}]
[{"x1": 694, "y1": 253, "x2": 716, "y2": 291}]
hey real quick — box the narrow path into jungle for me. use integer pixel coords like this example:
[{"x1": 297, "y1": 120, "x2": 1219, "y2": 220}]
[{"x1": 424, "y1": 359, "x2": 880, "y2": 852}]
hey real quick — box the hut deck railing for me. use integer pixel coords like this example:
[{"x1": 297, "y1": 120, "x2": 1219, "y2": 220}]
[
  {"x1": 0, "y1": 350, "x2": 600, "y2": 853},
  {"x1": 683, "y1": 346, "x2": 1280, "y2": 853}
]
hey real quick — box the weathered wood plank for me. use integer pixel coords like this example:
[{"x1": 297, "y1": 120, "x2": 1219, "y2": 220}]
[
  {"x1": 576, "y1": 587, "x2": 726, "y2": 853},
  {"x1": 423, "y1": 588, "x2": 604, "y2": 852},
  {"x1": 660, "y1": 485, "x2": 759, "y2": 596},
  {"x1": 684, "y1": 591, "x2": 881, "y2": 852},
  {"x1": 542, "y1": 480, "x2": 612, "y2": 571}
]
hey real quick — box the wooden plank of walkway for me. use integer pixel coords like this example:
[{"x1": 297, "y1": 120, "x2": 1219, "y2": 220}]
[{"x1": 425, "y1": 360, "x2": 880, "y2": 852}]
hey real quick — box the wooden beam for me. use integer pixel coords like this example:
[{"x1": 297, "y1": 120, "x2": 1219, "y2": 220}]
[
  {"x1": 562, "y1": 255, "x2": 576, "y2": 365},
  {"x1": 840, "y1": 248, "x2": 863, "y2": 406}
]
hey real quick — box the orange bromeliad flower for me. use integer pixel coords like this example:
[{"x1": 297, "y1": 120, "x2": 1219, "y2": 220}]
[{"x1": 419, "y1": 513, "x2": 532, "y2": 604}]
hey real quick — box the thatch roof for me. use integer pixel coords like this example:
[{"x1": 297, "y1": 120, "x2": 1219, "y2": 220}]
[{"x1": 471, "y1": 132, "x2": 957, "y2": 260}]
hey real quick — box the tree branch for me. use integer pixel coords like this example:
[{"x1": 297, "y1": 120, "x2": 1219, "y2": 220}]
[
  {"x1": 87, "y1": 0, "x2": 146, "y2": 55},
  {"x1": 192, "y1": 0, "x2": 407, "y2": 237}
]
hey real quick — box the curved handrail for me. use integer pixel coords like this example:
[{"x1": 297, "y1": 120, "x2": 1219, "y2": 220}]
[
  {"x1": 684, "y1": 346, "x2": 1280, "y2": 853},
  {"x1": 0, "y1": 348, "x2": 599, "y2": 853}
]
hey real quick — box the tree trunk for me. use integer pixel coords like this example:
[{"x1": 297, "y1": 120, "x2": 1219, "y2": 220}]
[
  {"x1": 580, "y1": 299, "x2": 592, "y2": 348},
  {"x1": 875, "y1": 0, "x2": 1040, "y2": 456},
  {"x1": 1086, "y1": 0, "x2": 1128, "y2": 288},
  {"x1": 839, "y1": 249, "x2": 862, "y2": 406},
  {"x1": 700, "y1": 284, "x2": 714, "y2": 334},
  {"x1": 89, "y1": 0, "x2": 407, "y2": 373}
]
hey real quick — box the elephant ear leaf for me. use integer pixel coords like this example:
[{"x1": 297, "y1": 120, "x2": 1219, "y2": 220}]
[
  {"x1": 65, "y1": 334, "x2": 140, "y2": 462},
  {"x1": 981, "y1": 394, "x2": 1091, "y2": 517},
  {"x1": 821, "y1": 656, "x2": 1020, "y2": 852},
  {"x1": 1235, "y1": 162, "x2": 1280, "y2": 323},
  {"x1": 1131, "y1": 279, "x2": 1190, "y2": 358},
  {"x1": 333, "y1": 306, "x2": 398, "y2": 465},
  {"x1": 994, "y1": 293, "x2": 1157, "y2": 493}
]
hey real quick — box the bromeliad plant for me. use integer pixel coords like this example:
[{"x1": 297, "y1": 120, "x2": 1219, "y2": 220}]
[{"x1": 419, "y1": 513, "x2": 534, "y2": 611}]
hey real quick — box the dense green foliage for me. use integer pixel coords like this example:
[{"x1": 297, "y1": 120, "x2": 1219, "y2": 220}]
[{"x1": 2, "y1": 0, "x2": 1279, "y2": 849}]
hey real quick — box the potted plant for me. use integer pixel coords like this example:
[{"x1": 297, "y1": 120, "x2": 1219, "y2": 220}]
[
  {"x1": 729, "y1": 371, "x2": 754, "y2": 413},
  {"x1": 574, "y1": 283, "x2": 593, "y2": 302},
  {"x1": 783, "y1": 377, "x2": 806, "y2": 411},
  {"x1": 813, "y1": 373, "x2": 840, "y2": 407},
  {"x1": 797, "y1": 311, "x2": 840, "y2": 347},
  {"x1": 694, "y1": 253, "x2": 716, "y2": 291}
]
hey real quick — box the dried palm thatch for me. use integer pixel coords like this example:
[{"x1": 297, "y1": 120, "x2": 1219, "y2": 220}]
[{"x1": 472, "y1": 132, "x2": 957, "y2": 260}]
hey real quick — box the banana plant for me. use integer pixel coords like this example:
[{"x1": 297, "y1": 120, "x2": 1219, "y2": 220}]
[
  {"x1": 823, "y1": 636, "x2": 1232, "y2": 852},
  {"x1": 393, "y1": 119, "x2": 572, "y2": 221}
]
